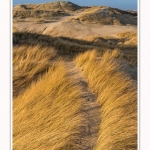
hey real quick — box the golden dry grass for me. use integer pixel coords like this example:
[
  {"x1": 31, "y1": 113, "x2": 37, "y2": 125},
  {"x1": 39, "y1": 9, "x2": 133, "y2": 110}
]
[
  {"x1": 13, "y1": 26, "x2": 18, "y2": 33},
  {"x1": 115, "y1": 31, "x2": 137, "y2": 67},
  {"x1": 13, "y1": 32, "x2": 137, "y2": 97},
  {"x1": 13, "y1": 61, "x2": 85, "y2": 150},
  {"x1": 13, "y1": 45, "x2": 57, "y2": 97},
  {"x1": 85, "y1": 34, "x2": 137, "y2": 67},
  {"x1": 117, "y1": 31, "x2": 137, "y2": 45},
  {"x1": 75, "y1": 50, "x2": 137, "y2": 150},
  {"x1": 116, "y1": 32, "x2": 137, "y2": 67},
  {"x1": 13, "y1": 32, "x2": 96, "y2": 54},
  {"x1": 85, "y1": 33, "x2": 137, "y2": 50},
  {"x1": 13, "y1": 32, "x2": 137, "y2": 60}
]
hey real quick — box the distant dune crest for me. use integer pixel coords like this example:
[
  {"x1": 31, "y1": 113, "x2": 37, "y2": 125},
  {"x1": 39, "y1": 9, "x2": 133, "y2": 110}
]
[{"x1": 13, "y1": 1, "x2": 137, "y2": 26}]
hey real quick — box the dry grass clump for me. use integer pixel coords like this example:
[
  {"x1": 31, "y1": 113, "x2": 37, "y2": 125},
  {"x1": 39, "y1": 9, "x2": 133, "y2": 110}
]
[
  {"x1": 117, "y1": 31, "x2": 137, "y2": 45},
  {"x1": 65, "y1": 29, "x2": 137, "y2": 69},
  {"x1": 115, "y1": 31, "x2": 137, "y2": 67},
  {"x1": 13, "y1": 32, "x2": 98, "y2": 54},
  {"x1": 75, "y1": 50, "x2": 137, "y2": 150},
  {"x1": 13, "y1": 61, "x2": 84, "y2": 150},
  {"x1": 85, "y1": 35, "x2": 118, "y2": 46},
  {"x1": 13, "y1": 26, "x2": 18, "y2": 33},
  {"x1": 84, "y1": 34, "x2": 137, "y2": 50},
  {"x1": 13, "y1": 45, "x2": 57, "y2": 97}
]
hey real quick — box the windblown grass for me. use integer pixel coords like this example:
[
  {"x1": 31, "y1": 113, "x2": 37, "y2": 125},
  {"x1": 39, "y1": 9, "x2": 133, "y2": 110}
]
[
  {"x1": 85, "y1": 34, "x2": 137, "y2": 67},
  {"x1": 85, "y1": 34, "x2": 137, "y2": 50},
  {"x1": 13, "y1": 32, "x2": 137, "y2": 58},
  {"x1": 117, "y1": 31, "x2": 137, "y2": 45},
  {"x1": 13, "y1": 61, "x2": 84, "y2": 150},
  {"x1": 13, "y1": 32, "x2": 97, "y2": 54},
  {"x1": 75, "y1": 50, "x2": 137, "y2": 150},
  {"x1": 13, "y1": 45, "x2": 57, "y2": 97}
]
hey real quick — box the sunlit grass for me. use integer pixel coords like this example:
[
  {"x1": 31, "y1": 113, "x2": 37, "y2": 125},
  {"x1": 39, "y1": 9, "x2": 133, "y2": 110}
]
[
  {"x1": 13, "y1": 45, "x2": 57, "y2": 97},
  {"x1": 75, "y1": 50, "x2": 137, "y2": 150},
  {"x1": 13, "y1": 61, "x2": 85, "y2": 150}
]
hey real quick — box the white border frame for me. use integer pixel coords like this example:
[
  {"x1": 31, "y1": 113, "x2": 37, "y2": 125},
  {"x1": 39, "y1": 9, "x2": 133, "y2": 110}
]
[
  {"x1": 0, "y1": 0, "x2": 11, "y2": 149},
  {"x1": 138, "y1": 0, "x2": 140, "y2": 149},
  {"x1": 1, "y1": 0, "x2": 148, "y2": 149},
  {"x1": 11, "y1": 0, "x2": 13, "y2": 149},
  {"x1": 140, "y1": 0, "x2": 150, "y2": 149}
]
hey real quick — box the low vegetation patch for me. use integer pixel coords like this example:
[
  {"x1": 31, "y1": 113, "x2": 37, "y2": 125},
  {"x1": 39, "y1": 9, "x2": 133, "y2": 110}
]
[
  {"x1": 117, "y1": 31, "x2": 137, "y2": 45},
  {"x1": 13, "y1": 32, "x2": 137, "y2": 56},
  {"x1": 13, "y1": 45, "x2": 57, "y2": 97},
  {"x1": 13, "y1": 1, "x2": 82, "y2": 22},
  {"x1": 13, "y1": 62, "x2": 85, "y2": 150},
  {"x1": 75, "y1": 6, "x2": 137, "y2": 25}
]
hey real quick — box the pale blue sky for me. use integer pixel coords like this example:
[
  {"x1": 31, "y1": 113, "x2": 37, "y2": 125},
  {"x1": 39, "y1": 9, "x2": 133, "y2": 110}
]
[{"x1": 13, "y1": 0, "x2": 137, "y2": 10}]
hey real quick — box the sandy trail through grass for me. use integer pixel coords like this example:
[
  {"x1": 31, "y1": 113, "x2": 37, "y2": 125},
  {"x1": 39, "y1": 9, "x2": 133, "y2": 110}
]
[{"x1": 65, "y1": 61, "x2": 100, "y2": 150}]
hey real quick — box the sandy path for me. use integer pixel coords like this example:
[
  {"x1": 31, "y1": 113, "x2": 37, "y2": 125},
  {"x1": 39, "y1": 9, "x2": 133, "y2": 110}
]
[{"x1": 65, "y1": 61, "x2": 100, "y2": 150}]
